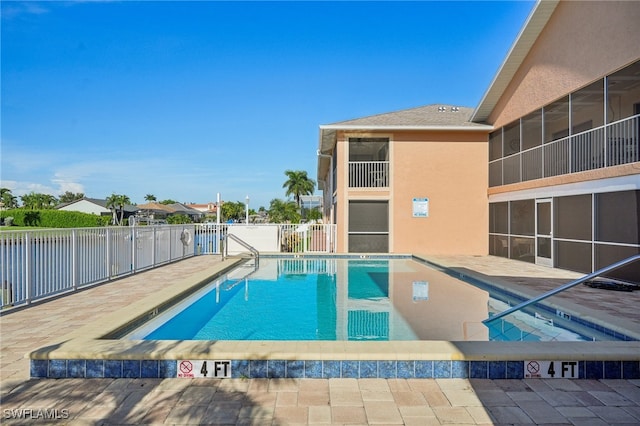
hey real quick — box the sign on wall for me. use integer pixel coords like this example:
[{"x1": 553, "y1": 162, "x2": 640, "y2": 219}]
[{"x1": 412, "y1": 198, "x2": 429, "y2": 218}]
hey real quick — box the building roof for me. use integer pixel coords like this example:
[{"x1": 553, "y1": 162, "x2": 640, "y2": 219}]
[
  {"x1": 318, "y1": 104, "x2": 492, "y2": 155},
  {"x1": 136, "y1": 202, "x2": 175, "y2": 213},
  {"x1": 136, "y1": 202, "x2": 204, "y2": 217},
  {"x1": 187, "y1": 203, "x2": 217, "y2": 213},
  {"x1": 322, "y1": 104, "x2": 486, "y2": 129},
  {"x1": 57, "y1": 197, "x2": 138, "y2": 213},
  {"x1": 168, "y1": 203, "x2": 204, "y2": 216},
  {"x1": 471, "y1": 0, "x2": 559, "y2": 123}
]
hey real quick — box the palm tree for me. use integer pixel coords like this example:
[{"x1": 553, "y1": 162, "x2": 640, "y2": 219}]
[
  {"x1": 20, "y1": 192, "x2": 58, "y2": 209},
  {"x1": 144, "y1": 194, "x2": 157, "y2": 202},
  {"x1": 268, "y1": 198, "x2": 301, "y2": 223},
  {"x1": 106, "y1": 194, "x2": 120, "y2": 225},
  {"x1": 116, "y1": 194, "x2": 131, "y2": 225},
  {"x1": 106, "y1": 193, "x2": 131, "y2": 225},
  {"x1": 282, "y1": 170, "x2": 315, "y2": 208},
  {"x1": 0, "y1": 188, "x2": 18, "y2": 210}
]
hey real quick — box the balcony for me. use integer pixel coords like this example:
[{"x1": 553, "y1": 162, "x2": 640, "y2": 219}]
[
  {"x1": 490, "y1": 115, "x2": 639, "y2": 187},
  {"x1": 349, "y1": 161, "x2": 389, "y2": 188}
]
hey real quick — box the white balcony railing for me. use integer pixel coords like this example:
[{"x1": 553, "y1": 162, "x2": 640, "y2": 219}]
[
  {"x1": 348, "y1": 161, "x2": 389, "y2": 188},
  {"x1": 491, "y1": 115, "x2": 639, "y2": 187}
]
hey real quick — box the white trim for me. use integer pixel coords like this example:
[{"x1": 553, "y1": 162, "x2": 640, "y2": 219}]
[
  {"x1": 535, "y1": 198, "x2": 553, "y2": 267},
  {"x1": 488, "y1": 174, "x2": 640, "y2": 203}
]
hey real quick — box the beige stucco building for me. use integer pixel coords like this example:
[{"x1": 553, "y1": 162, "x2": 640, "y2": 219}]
[{"x1": 317, "y1": 0, "x2": 640, "y2": 281}]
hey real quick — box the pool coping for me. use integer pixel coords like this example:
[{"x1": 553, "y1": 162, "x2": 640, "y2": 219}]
[{"x1": 28, "y1": 254, "x2": 640, "y2": 379}]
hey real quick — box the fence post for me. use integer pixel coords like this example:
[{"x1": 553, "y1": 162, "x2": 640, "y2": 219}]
[
  {"x1": 131, "y1": 227, "x2": 136, "y2": 273},
  {"x1": 72, "y1": 229, "x2": 78, "y2": 291},
  {"x1": 24, "y1": 232, "x2": 32, "y2": 305},
  {"x1": 106, "y1": 228, "x2": 112, "y2": 279},
  {"x1": 152, "y1": 226, "x2": 157, "y2": 267}
]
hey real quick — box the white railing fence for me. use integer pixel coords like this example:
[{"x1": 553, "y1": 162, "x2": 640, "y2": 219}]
[
  {"x1": 348, "y1": 161, "x2": 389, "y2": 188},
  {"x1": 1, "y1": 225, "x2": 195, "y2": 309},
  {"x1": 491, "y1": 114, "x2": 639, "y2": 186},
  {"x1": 195, "y1": 223, "x2": 337, "y2": 255},
  {"x1": 1, "y1": 223, "x2": 336, "y2": 310}
]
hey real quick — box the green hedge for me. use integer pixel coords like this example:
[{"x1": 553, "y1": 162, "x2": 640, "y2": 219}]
[{"x1": 0, "y1": 209, "x2": 110, "y2": 228}]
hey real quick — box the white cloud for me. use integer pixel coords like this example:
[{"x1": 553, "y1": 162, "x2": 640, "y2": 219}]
[
  {"x1": 1, "y1": 3, "x2": 49, "y2": 20},
  {"x1": 0, "y1": 179, "x2": 75, "y2": 198}
]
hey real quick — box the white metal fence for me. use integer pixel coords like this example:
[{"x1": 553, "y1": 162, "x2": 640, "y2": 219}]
[
  {"x1": 195, "y1": 223, "x2": 336, "y2": 255},
  {"x1": 0, "y1": 223, "x2": 336, "y2": 310},
  {"x1": 490, "y1": 115, "x2": 639, "y2": 186}
]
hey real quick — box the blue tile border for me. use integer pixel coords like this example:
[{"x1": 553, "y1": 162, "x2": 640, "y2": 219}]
[{"x1": 30, "y1": 359, "x2": 640, "y2": 380}]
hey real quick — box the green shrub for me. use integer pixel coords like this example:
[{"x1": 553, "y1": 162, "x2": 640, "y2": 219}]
[
  {"x1": 0, "y1": 209, "x2": 110, "y2": 228},
  {"x1": 167, "y1": 214, "x2": 192, "y2": 224}
]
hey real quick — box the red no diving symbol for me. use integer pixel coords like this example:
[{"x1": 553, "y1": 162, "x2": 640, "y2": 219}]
[
  {"x1": 180, "y1": 361, "x2": 193, "y2": 374},
  {"x1": 527, "y1": 361, "x2": 540, "y2": 374}
]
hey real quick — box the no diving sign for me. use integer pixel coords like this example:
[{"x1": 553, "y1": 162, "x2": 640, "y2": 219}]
[
  {"x1": 525, "y1": 360, "x2": 578, "y2": 379},
  {"x1": 177, "y1": 360, "x2": 231, "y2": 378}
]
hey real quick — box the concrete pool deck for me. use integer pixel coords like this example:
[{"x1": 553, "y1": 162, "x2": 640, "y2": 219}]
[{"x1": 1, "y1": 254, "x2": 640, "y2": 424}]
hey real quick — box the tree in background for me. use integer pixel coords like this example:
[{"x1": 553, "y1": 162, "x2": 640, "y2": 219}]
[
  {"x1": 145, "y1": 194, "x2": 157, "y2": 202},
  {"x1": 0, "y1": 188, "x2": 19, "y2": 210},
  {"x1": 58, "y1": 191, "x2": 85, "y2": 203},
  {"x1": 167, "y1": 214, "x2": 191, "y2": 224},
  {"x1": 160, "y1": 199, "x2": 178, "y2": 205},
  {"x1": 20, "y1": 192, "x2": 58, "y2": 209},
  {"x1": 268, "y1": 198, "x2": 300, "y2": 223},
  {"x1": 282, "y1": 170, "x2": 315, "y2": 208},
  {"x1": 221, "y1": 201, "x2": 246, "y2": 222},
  {"x1": 106, "y1": 193, "x2": 131, "y2": 225},
  {"x1": 305, "y1": 207, "x2": 322, "y2": 222}
]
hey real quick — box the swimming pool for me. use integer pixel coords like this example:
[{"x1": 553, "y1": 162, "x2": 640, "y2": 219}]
[{"x1": 123, "y1": 257, "x2": 604, "y2": 342}]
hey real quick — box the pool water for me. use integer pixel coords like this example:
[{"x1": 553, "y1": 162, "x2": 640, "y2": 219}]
[{"x1": 125, "y1": 258, "x2": 595, "y2": 342}]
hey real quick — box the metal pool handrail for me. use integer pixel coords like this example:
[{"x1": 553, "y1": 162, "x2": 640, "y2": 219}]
[
  {"x1": 223, "y1": 233, "x2": 259, "y2": 262},
  {"x1": 483, "y1": 254, "x2": 640, "y2": 324}
]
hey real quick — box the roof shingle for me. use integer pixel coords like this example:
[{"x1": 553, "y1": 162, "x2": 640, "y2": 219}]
[{"x1": 323, "y1": 104, "x2": 486, "y2": 128}]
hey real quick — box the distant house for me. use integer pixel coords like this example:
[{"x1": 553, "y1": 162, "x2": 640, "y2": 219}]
[
  {"x1": 57, "y1": 198, "x2": 138, "y2": 221},
  {"x1": 167, "y1": 203, "x2": 205, "y2": 221},
  {"x1": 135, "y1": 202, "x2": 204, "y2": 222},
  {"x1": 186, "y1": 202, "x2": 217, "y2": 216}
]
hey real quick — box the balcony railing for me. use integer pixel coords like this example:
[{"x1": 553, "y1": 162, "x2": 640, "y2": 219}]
[
  {"x1": 349, "y1": 161, "x2": 389, "y2": 188},
  {"x1": 491, "y1": 115, "x2": 639, "y2": 187}
]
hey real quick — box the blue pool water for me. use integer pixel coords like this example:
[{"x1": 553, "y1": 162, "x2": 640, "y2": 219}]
[{"x1": 125, "y1": 257, "x2": 610, "y2": 342}]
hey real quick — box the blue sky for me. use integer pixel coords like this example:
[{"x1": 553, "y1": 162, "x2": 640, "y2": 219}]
[{"x1": 1, "y1": 1, "x2": 535, "y2": 209}]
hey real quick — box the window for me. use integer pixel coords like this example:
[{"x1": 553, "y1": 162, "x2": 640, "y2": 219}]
[
  {"x1": 489, "y1": 130, "x2": 502, "y2": 161},
  {"x1": 509, "y1": 200, "x2": 534, "y2": 236},
  {"x1": 489, "y1": 202, "x2": 508, "y2": 234},
  {"x1": 596, "y1": 191, "x2": 640, "y2": 245},
  {"x1": 544, "y1": 96, "x2": 570, "y2": 143},
  {"x1": 503, "y1": 121, "x2": 521, "y2": 156},
  {"x1": 554, "y1": 195, "x2": 592, "y2": 241},
  {"x1": 521, "y1": 109, "x2": 543, "y2": 150},
  {"x1": 607, "y1": 60, "x2": 640, "y2": 122}
]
